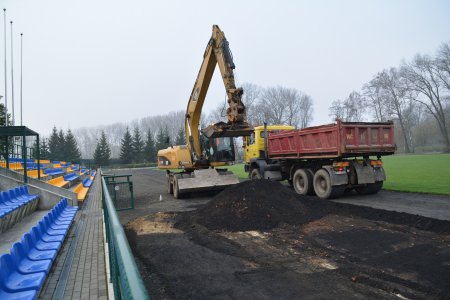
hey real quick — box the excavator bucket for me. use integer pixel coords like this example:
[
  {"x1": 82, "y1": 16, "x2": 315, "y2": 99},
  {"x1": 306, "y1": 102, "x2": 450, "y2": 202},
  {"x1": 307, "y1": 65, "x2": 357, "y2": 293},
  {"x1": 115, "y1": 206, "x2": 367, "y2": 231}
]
[
  {"x1": 202, "y1": 122, "x2": 254, "y2": 138},
  {"x1": 176, "y1": 168, "x2": 240, "y2": 195}
]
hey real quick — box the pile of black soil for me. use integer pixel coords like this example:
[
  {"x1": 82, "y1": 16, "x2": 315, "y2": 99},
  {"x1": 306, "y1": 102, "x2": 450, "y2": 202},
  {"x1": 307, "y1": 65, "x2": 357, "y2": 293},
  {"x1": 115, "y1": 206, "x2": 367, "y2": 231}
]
[
  {"x1": 176, "y1": 180, "x2": 330, "y2": 231},
  {"x1": 176, "y1": 180, "x2": 450, "y2": 233}
]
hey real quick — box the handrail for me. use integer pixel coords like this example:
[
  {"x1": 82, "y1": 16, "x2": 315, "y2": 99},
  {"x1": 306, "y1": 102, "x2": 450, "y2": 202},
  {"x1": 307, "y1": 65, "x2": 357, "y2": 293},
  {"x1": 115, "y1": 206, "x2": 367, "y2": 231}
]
[{"x1": 101, "y1": 173, "x2": 150, "y2": 300}]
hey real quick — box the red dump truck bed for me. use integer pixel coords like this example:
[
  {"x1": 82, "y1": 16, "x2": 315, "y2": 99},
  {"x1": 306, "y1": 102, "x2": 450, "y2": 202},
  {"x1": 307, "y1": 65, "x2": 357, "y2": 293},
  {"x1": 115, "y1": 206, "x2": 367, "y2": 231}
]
[{"x1": 268, "y1": 120, "x2": 396, "y2": 159}]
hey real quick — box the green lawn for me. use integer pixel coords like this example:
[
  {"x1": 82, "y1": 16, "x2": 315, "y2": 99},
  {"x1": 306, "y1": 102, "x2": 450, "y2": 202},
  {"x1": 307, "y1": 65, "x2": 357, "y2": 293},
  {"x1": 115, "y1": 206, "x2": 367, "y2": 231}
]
[
  {"x1": 382, "y1": 154, "x2": 450, "y2": 195},
  {"x1": 226, "y1": 164, "x2": 248, "y2": 179},
  {"x1": 227, "y1": 154, "x2": 450, "y2": 195}
]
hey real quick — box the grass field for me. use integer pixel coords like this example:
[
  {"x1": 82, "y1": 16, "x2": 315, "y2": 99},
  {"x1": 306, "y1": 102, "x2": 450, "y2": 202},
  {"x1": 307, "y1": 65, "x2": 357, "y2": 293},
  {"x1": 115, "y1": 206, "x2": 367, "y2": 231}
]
[
  {"x1": 381, "y1": 154, "x2": 450, "y2": 195},
  {"x1": 227, "y1": 154, "x2": 450, "y2": 195}
]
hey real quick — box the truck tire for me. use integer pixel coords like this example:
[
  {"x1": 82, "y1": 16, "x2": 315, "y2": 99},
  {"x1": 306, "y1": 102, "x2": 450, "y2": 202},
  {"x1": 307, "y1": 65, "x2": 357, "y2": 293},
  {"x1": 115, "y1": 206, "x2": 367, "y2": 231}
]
[
  {"x1": 166, "y1": 174, "x2": 173, "y2": 194},
  {"x1": 293, "y1": 169, "x2": 313, "y2": 196},
  {"x1": 356, "y1": 181, "x2": 383, "y2": 195},
  {"x1": 173, "y1": 175, "x2": 184, "y2": 199},
  {"x1": 250, "y1": 168, "x2": 262, "y2": 180},
  {"x1": 313, "y1": 169, "x2": 345, "y2": 199}
]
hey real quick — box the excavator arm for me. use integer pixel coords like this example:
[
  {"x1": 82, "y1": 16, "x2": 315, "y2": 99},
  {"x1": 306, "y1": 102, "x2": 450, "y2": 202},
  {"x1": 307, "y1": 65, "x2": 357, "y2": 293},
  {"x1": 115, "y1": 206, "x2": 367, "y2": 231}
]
[{"x1": 185, "y1": 25, "x2": 253, "y2": 163}]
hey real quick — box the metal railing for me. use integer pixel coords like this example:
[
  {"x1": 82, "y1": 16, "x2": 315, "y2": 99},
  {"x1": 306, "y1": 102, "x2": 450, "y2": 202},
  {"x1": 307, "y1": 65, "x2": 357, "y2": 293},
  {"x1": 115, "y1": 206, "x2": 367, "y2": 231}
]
[{"x1": 101, "y1": 174, "x2": 150, "y2": 300}]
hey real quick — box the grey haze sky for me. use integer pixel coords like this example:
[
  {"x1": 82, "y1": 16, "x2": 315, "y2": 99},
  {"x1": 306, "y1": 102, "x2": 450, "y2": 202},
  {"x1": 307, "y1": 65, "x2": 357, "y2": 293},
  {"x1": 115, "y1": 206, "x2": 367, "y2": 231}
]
[{"x1": 1, "y1": 0, "x2": 450, "y2": 136}]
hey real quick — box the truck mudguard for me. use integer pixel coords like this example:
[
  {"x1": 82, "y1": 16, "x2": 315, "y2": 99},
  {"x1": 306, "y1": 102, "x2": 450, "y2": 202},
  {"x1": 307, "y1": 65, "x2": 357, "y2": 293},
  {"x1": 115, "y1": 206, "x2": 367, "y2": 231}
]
[
  {"x1": 352, "y1": 162, "x2": 376, "y2": 184},
  {"x1": 323, "y1": 166, "x2": 349, "y2": 186}
]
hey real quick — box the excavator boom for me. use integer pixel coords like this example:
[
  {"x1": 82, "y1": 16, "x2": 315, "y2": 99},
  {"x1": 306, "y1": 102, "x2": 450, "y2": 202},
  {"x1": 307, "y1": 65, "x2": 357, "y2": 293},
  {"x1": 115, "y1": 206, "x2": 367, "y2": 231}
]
[
  {"x1": 185, "y1": 25, "x2": 253, "y2": 160},
  {"x1": 158, "y1": 25, "x2": 253, "y2": 198}
]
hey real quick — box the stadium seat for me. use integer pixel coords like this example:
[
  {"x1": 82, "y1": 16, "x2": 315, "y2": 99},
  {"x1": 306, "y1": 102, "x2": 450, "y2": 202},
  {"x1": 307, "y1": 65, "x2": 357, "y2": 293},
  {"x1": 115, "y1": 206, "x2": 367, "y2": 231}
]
[
  {"x1": 0, "y1": 254, "x2": 46, "y2": 292},
  {"x1": 10, "y1": 243, "x2": 52, "y2": 274}
]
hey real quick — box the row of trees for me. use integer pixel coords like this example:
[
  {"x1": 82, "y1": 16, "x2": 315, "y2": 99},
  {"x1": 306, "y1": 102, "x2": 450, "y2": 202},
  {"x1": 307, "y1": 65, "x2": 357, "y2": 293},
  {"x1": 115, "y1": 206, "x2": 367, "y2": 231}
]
[
  {"x1": 34, "y1": 127, "x2": 82, "y2": 162},
  {"x1": 118, "y1": 126, "x2": 186, "y2": 164},
  {"x1": 329, "y1": 42, "x2": 450, "y2": 153},
  {"x1": 72, "y1": 83, "x2": 312, "y2": 160}
]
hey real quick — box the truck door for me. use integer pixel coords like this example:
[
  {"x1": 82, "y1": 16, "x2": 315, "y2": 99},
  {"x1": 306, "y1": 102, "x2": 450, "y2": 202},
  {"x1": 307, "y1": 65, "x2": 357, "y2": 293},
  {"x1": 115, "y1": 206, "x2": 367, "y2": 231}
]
[{"x1": 244, "y1": 131, "x2": 260, "y2": 163}]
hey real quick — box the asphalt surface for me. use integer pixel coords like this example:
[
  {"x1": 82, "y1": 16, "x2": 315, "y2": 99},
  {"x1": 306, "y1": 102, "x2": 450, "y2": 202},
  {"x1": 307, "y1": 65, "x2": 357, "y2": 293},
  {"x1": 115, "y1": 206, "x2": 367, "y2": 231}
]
[{"x1": 333, "y1": 190, "x2": 450, "y2": 221}]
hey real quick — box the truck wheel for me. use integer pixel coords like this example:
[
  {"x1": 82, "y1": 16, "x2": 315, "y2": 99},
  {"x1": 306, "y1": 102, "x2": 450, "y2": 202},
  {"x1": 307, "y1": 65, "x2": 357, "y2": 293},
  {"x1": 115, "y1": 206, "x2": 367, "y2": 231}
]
[
  {"x1": 166, "y1": 174, "x2": 173, "y2": 194},
  {"x1": 356, "y1": 181, "x2": 383, "y2": 195},
  {"x1": 250, "y1": 168, "x2": 261, "y2": 180},
  {"x1": 313, "y1": 169, "x2": 345, "y2": 199},
  {"x1": 293, "y1": 169, "x2": 313, "y2": 196},
  {"x1": 173, "y1": 175, "x2": 184, "y2": 199}
]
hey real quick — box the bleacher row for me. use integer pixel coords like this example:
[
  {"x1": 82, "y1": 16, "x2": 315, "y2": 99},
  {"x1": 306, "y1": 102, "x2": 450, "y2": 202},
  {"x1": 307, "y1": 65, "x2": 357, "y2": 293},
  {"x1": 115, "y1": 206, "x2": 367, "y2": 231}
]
[
  {"x1": 0, "y1": 198, "x2": 78, "y2": 299},
  {"x1": 1, "y1": 159, "x2": 96, "y2": 202},
  {"x1": 0, "y1": 186, "x2": 40, "y2": 234}
]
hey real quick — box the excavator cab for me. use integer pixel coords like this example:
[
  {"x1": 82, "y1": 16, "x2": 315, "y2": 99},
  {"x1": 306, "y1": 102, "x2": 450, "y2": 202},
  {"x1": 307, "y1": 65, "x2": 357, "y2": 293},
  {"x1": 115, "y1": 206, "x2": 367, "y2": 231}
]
[{"x1": 200, "y1": 134, "x2": 236, "y2": 163}]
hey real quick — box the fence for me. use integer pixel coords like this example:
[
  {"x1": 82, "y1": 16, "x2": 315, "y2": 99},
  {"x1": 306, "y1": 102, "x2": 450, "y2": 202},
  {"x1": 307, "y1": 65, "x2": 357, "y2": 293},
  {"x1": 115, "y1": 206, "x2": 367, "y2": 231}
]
[
  {"x1": 101, "y1": 173, "x2": 150, "y2": 300},
  {"x1": 103, "y1": 174, "x2": 134, "y2": 211}
]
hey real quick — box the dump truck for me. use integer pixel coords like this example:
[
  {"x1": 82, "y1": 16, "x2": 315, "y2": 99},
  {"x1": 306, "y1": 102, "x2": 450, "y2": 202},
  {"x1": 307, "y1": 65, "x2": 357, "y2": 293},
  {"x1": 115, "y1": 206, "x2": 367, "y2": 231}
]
[{"x1": 244, "y1": 120, "x2": 396, "y2": 199}]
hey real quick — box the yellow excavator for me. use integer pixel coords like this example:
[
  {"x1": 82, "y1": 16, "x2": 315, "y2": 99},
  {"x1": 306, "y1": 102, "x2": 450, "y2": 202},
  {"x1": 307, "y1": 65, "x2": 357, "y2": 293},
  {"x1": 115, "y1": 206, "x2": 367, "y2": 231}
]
[{"x1": 157, "y1": 25, "x2": 253, "y2": 198}]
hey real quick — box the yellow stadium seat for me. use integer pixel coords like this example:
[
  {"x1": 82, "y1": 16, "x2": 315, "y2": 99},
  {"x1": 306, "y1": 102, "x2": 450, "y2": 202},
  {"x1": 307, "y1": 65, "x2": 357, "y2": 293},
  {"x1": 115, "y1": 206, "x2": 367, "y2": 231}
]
[
  {"x1": 48, "y1": 176, "x2": 68, "y2": 188},
  {"x1": 74, "y1": 183, "x2": 89, "y2": 201}
]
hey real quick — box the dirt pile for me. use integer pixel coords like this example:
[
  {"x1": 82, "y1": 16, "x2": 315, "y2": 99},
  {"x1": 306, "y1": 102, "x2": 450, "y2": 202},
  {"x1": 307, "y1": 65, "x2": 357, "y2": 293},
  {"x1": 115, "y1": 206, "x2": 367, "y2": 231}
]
[
  {"x1": 176, "y1": 180, "x2": 450, "y2": 233},
  {"x1": 176, "y1": 180, "x2": 330, "y2": 231}
]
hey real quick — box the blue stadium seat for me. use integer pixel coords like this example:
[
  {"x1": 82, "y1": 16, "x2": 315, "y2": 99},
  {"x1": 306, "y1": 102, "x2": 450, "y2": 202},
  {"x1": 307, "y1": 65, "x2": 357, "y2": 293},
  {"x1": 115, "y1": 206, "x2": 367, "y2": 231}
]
[
  {"x1": 0, "y1": 287, "x2": 37, "y2": 300},
  {"x1": 82, "y1": 178, "x2": 92, "y2": 187},
  {"x1": 27, "y1": 229, "x2": 61, "y2": 251},
  {"x1": 0, "y1": 254, "x2": 46, "y2": 292},
  {"x1": 48, "y1": 210, "x2": 71, "y2": 225},
  {"x1": 21, "y1": 187, "x2": 39, "y2": 201},
  {"x1": 43, "y1": 216, "x2": 70, "y2": 231},
  {"x1": 20, "y1": 234, "x2": 57, "y2": 261},
  {"x1": 10, "y1": 243, "x2": 52, "y2": 275}
]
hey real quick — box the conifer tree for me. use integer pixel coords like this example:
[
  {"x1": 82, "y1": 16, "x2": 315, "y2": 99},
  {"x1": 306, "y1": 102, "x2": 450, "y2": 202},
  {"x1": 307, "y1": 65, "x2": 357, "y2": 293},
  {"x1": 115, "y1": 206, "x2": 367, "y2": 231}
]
[
  {"x1": 40, "y1": 139, "x2": 50, "y2": 159},
  {"x1": 132, "y1": 127, "x2": 145, "y2": 163},
  {"x1": 93, "y1": 131, "x2": 111, "y2": 166},
  {"x1": 57, "y1": 129, "x2": 66, "y2": 160},
  {"x1": 65, "y1": 129, "x2": 81, "y2": 163},
  {"x1": 155, "y1": 127, "x2": 165, "y2": 151},
  {"x1": 144, "y1": 129, "x2": 156, "y2": 163},
  {"x1": 119, "y1": 127, "x2": 133, "y2": 164},
  {"x1": 175, "y1": 127, "x2": 186, "y2": 145},
  {"x1": 48, "y1": 127, "x2": 59, "y2": 161},
  {"x1": 32, "y1": 139, "x2": 39, "y2": 159}
]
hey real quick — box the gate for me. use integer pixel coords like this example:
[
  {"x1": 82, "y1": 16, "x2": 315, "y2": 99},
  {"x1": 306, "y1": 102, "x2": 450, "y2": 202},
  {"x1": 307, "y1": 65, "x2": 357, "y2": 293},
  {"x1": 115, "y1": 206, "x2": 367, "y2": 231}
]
[{"x1": 103, "y1": 174, "x2": 134, "y2": 210}]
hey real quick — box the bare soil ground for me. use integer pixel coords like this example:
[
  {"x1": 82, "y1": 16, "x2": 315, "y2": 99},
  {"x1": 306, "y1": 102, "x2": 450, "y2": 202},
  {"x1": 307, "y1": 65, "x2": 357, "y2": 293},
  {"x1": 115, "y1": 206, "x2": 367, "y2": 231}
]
[{"x1": 116, "y1": 168, "x2": 450, "y2": 300}]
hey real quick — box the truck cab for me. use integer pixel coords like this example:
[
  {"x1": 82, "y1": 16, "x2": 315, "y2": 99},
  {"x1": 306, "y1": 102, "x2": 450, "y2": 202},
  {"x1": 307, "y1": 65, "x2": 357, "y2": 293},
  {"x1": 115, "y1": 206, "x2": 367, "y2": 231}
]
[{"x1": 243, "y1": 125, "x2": 295, "y2": 168}]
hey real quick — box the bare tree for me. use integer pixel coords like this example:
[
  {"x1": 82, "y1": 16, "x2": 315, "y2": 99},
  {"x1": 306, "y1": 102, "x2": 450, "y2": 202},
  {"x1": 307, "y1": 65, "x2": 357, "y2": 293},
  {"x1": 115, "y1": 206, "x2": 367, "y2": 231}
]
[
  {"x1": 435, "y1": 42, "x2": 450, "y2": 92},
  {"x1": 376, "y1": 68, "x2": 414, "y2": 153},
  {"x1": 329, "y1": 99, "x2": 346, "y2": 121},
  {"x1": 260, "y1": 86, "x2": 287, "y2": 125},
  {"x1": 328, "y1": 91, "x2": 366, "y2": 122},
  {"x1": 298, "y1": 94, "x2": 314, "y2": 128},
  {"x1": 363, "y1": 76, "x2": 389, "y2": 122},
  {"x1": 401, "y1": 54, "x2": 450, "y2": 152},
  {"x1": 206, "y1": 102, "x2": 228, "y2": 125},
  {"x1": 241, "y1": 83, "x2": 262, "y2": 126},
  {"x1": 259, "y1": 86, "x2": 314, "y2": 127}
]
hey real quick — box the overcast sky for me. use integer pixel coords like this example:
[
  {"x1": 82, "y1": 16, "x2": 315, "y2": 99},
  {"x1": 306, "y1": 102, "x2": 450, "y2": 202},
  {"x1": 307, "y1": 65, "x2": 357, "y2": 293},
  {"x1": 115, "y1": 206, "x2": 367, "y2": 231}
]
[{"x1": 1, "y1": 0, "x2": 450, "y2": 136}]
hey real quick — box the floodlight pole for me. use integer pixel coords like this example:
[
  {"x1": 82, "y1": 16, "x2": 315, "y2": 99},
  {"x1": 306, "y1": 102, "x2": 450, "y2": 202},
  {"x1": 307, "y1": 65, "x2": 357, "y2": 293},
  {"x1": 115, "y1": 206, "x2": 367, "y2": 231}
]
[
  {"x1": 20, "y1": 33, "x2": 23, "y2": 125},
  {"x1": 10, "y1": 21, "x2": 14, "y2": 125},
  {"x1": 3, "y1": 9, "x2": 7, "y2": 126}
]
